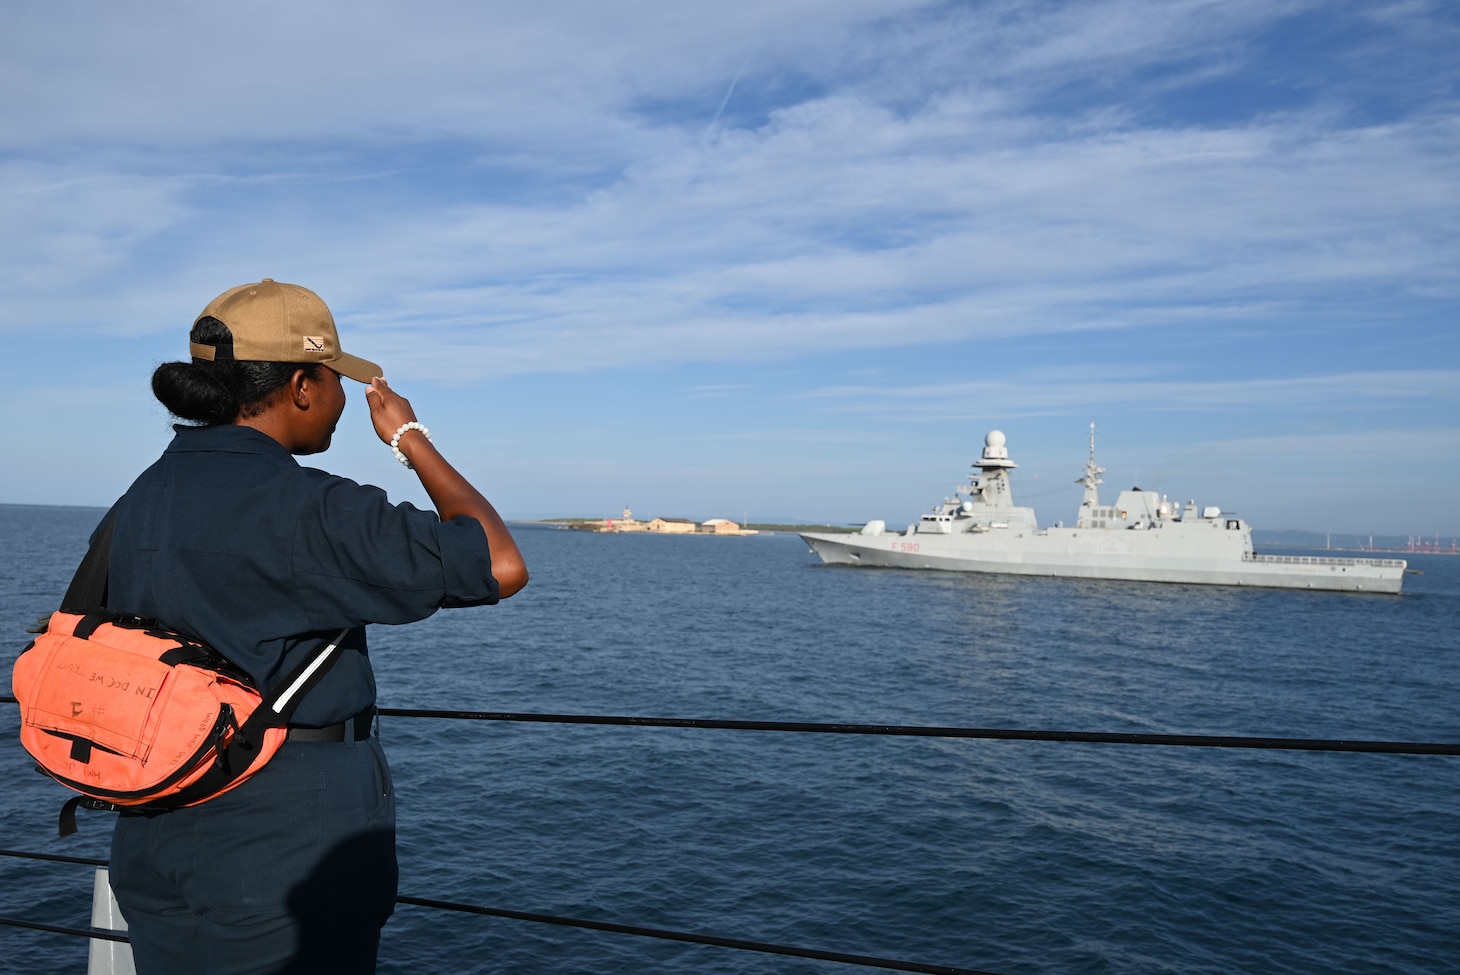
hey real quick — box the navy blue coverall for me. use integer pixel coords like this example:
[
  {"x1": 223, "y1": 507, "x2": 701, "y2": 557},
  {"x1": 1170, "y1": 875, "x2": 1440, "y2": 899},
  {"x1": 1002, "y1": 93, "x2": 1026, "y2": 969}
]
[{"x1": 100, "y1": 424, "x2": 499, "y2": 974}]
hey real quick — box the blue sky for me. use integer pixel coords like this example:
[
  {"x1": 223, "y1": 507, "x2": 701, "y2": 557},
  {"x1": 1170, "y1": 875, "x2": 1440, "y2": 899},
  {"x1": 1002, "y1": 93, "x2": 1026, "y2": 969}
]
[{"x1": 2, "y1": 0, "x2": 1456, "y2": 535}]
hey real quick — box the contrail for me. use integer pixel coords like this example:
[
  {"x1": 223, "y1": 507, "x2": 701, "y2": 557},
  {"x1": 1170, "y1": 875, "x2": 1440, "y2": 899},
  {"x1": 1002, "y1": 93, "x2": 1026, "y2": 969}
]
[{"x1": 706, "y1": 54, "x2": 752, "y2": 136}]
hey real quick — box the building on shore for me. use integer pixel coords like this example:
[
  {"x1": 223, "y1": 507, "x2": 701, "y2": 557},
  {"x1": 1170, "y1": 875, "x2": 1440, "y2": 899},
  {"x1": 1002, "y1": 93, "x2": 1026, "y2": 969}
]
[
  {"x1": 700, "y1": 518, "x2": 758, "y2": 536},
  {"x1": 592, "y1": 508, "x2": 757, "y2": 535},
  {"x1": 646, "y1": 517, "x2": 697, "y2": 534}
]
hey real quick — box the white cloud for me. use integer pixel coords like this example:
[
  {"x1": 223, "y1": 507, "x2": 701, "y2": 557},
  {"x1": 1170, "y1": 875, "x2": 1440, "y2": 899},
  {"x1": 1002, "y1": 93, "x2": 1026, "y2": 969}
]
[
  {"x1": 0, "y1": 1, "x2": 937, "y2": 149},
  {"x1": 802, "y1": 370, "x2": 1460, "y2": 415},
  {"x1": 2, "y1": 0, "x2": 1456, "y2": 527}
]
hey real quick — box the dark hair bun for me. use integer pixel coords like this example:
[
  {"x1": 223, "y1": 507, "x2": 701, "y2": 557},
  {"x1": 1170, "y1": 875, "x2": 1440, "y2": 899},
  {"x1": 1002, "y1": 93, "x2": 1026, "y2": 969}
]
[
  {"x1": 151, "y1": 316, "x2": 317, "y2": 425},
  {"x1": 151, "y1": 360, "x2": 241, "y2": 425}
]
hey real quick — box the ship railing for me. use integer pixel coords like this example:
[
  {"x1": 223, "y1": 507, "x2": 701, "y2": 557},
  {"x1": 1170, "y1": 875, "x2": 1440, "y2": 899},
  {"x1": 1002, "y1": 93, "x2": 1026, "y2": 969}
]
[
  {"x1": 1245, "y1": 553, "x2": 1408, "y2": 568},
  {"x1": 2, "y1": 701, "x2": 1457, "y2": 975}
]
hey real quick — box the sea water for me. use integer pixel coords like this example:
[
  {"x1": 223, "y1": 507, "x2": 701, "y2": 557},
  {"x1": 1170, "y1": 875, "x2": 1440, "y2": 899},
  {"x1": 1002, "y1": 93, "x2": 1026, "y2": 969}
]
[{"x1": 1, "y1": 504, "x2": 1457, "y2": 974}]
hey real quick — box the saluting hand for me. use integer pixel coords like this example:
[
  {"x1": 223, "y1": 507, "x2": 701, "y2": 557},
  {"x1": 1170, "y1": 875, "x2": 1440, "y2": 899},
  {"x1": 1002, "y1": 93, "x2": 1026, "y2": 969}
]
[{"x1": 364, "y1": 377, "x2": 419, "y2": 446}]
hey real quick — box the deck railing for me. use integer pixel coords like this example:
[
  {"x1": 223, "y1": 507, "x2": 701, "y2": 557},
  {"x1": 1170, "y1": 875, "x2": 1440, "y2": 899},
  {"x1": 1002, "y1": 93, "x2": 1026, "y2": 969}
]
[
  {"x1": 1246, "y1": 553, "x2": 1408, "y2": 568},
  {"x1": 2, "y1": 700, "x2": 1456, "y2": 974}
]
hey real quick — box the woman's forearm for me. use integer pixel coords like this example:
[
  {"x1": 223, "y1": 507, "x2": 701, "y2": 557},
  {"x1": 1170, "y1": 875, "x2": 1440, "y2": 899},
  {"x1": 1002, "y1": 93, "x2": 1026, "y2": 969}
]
[
  {"x1": 396, "y1": 429, "x2": 528, "y2": 597},
  {"x1": 365, "y1": 378, "x2": 528, "y2": 598}
]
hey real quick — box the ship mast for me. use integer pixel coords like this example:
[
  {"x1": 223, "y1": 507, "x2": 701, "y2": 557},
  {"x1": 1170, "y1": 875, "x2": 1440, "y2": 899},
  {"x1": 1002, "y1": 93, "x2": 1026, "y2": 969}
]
[{"x1": 1077, "y1": 421, "x2": 1105, "y2": 509}]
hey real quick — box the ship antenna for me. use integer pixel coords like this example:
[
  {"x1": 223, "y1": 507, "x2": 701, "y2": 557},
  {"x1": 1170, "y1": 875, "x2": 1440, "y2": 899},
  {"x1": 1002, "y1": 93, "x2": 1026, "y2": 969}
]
[{"x1": 1078, "y1": 421, "x2": 1105, "y2": 509}]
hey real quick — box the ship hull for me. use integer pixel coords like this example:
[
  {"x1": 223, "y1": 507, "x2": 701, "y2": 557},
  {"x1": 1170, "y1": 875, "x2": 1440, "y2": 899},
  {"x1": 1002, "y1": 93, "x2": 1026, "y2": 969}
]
[{"x1": 799, "y1": 532, "x2": 1405, "y2": 593}]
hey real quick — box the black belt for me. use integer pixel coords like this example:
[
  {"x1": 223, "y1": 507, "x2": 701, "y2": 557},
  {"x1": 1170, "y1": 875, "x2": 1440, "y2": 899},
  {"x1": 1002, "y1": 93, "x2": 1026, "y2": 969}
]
[{"x1": 286, "y1": 707, "x2": 376, "y2": 743}]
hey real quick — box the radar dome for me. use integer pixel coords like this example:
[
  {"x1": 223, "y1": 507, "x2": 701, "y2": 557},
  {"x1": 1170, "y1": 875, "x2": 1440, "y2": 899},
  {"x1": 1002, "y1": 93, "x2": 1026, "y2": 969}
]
[{"x1": 980, "y1": 429, "x2": 1013, "y2": 464}]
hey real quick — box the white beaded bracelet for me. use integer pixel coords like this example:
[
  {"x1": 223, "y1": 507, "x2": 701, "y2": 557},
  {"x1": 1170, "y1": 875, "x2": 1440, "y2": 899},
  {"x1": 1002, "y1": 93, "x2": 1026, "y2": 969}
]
[{"x1": 390, "y1": 421, "x2": 431, "y2": 469}]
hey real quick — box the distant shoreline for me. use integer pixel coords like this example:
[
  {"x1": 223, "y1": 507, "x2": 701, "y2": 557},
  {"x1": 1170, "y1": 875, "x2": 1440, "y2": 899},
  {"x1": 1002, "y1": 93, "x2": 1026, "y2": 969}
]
[
  {"x1": 2, "y1": 506, "x2": 1444, "y2": 549},
  {"x1": 525, "y1": 519, "x2": 1453, "y2": 550},
  {"x1": 1264, "y1": 545, "x2": 1456, "y2": 557},
  {"x1": 530, "y1": 518, "x2": 857, "y2": 535}
]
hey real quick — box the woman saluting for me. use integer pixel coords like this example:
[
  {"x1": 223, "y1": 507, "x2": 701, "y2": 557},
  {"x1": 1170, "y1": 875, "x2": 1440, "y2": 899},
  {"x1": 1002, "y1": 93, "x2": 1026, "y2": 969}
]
[{"x1": 102, "y1": 279, "x2": 527, "y2": 973}]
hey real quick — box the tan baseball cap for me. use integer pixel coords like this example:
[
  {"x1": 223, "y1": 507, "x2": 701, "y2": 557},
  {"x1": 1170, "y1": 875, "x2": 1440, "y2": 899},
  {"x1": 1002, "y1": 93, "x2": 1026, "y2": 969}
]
[{"x1": 191, "y1": 278, "x2": 383, "y2": 383}]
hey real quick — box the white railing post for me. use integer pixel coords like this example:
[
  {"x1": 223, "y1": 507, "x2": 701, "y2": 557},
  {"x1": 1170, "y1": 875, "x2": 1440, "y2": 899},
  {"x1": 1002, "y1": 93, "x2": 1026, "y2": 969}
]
[{"x1": 87, "y1": 868, "x2": 135, "y2": 975}]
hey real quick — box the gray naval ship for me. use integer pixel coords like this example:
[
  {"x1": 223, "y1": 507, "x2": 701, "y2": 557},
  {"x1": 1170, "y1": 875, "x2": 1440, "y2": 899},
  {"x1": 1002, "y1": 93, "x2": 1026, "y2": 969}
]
[{"x1": 800, "y1": 426, "x2": 1406, "y2": 593}]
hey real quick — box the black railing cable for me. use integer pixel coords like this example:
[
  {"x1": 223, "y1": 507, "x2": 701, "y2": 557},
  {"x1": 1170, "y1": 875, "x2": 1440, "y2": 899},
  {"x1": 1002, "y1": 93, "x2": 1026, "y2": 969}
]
[
  {"x1": 3, "y1": 696, "x2": 1457, "y2": 754},
  {"x1": 0, "y1": 852, "x2": 122, "y2": 944},
  {"x1": 377, "y1": 707, "x2": 1460, "y2": 756},
  {"x1": 3, "y1": 693, "x2": 1456, "y2": 973},
  {"x1": 397, "y1": 895, "x2": 1000, "y2": 975},
  {"x1": 0, "y1": 850, "x2": 1000, "y2": 975},
  {"x1": 0, "y1": 916, "x2": 130, "y2": 943},
  {"x1": 0, "y1": 850, "x2": 107, "y2": 868}
]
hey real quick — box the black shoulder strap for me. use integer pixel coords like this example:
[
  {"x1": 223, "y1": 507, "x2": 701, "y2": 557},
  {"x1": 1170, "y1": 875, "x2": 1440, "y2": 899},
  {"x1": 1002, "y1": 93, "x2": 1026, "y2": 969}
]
[
  {"x1": 151, "y1": 628, "x2": 352, "y2": 813},
  {"x1": 260, "y1": 628, "x2": 353, "y2": 724},
  {"x1": 60, "y1": 514, "x2": 115, "y2": 614}
]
